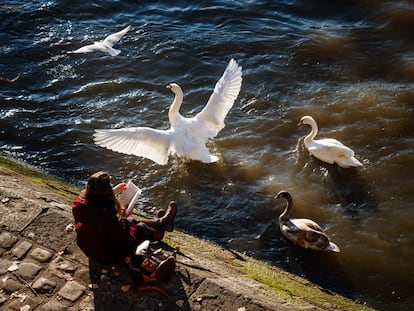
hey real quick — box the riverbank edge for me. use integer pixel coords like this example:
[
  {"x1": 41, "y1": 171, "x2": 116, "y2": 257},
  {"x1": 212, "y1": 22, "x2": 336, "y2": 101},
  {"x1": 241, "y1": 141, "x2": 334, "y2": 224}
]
[{"x1": 0, "y1": 152, "x2": 374, "y2": 310}]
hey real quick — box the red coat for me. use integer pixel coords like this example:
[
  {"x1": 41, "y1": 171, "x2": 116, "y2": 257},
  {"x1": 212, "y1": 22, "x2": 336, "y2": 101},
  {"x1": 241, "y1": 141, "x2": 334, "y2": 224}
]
[{"x1": 72, "y1": 196, "x2": 136, "y2": 264}]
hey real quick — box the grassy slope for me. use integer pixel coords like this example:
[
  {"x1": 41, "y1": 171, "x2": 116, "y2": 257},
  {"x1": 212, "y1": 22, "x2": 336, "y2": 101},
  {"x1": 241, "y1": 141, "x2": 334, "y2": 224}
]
[{"x1": 0, "y1": 153, "x2": 78, "y2": 197}]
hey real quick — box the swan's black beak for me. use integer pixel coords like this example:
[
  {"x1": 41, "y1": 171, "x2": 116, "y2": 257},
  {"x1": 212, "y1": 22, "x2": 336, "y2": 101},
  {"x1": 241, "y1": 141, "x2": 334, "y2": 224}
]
[{"x1": 297, "y1": 120, "x2": 303, "y2": 126}]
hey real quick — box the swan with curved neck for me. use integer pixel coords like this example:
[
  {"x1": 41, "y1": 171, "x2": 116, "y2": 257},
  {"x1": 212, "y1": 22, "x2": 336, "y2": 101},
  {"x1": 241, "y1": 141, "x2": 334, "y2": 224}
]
[
  {"x1": 275, "y1": 190, "x2": 340, "y2": 252},
  {"x1": 298, "y1": 115, "x2": 363, "y2": 168},
  {"x1": 94, "y1": 59, "x2": 242, "y2": 165}
]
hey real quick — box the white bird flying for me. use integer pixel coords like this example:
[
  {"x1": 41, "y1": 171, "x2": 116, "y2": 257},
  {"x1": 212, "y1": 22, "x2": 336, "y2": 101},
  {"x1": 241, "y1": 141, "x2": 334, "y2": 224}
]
[
  {"x1": 298, "y1": 115, "x2": 363, "y2": 168},
  {"x1": 93, "y1": 58, "x2": 242, "y2": 165},
  {"x1": 70, "y1": 25, "x2": 131, "y2": 56}
]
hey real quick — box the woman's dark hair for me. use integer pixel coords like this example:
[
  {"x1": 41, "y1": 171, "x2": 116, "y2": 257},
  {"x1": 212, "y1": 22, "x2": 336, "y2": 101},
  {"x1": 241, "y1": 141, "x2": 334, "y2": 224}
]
[{"x1": 81, "y1": 171, "x2": 120, "y2": 213}]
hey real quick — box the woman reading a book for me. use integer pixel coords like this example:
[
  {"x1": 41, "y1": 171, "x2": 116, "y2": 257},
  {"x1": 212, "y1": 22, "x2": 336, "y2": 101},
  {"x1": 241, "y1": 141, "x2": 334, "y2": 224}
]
[{"x1": 72, "y1": 171, "x2": 177, "y2": 265}]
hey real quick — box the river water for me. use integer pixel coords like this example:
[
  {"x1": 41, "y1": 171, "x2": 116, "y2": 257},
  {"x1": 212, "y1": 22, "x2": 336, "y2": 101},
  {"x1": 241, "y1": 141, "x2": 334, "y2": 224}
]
[{"x1": 1, "y1": 1, "x2": 413, "y2": 310}]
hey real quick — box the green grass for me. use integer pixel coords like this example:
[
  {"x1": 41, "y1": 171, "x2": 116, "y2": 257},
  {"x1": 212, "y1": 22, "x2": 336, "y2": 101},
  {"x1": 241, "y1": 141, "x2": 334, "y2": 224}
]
[
  {"x1": 241, "y1": 258, "x2": 372, "y2": 310},
  {"x1": 0, "y1": 152, "x2": 78, "y2": 197}
]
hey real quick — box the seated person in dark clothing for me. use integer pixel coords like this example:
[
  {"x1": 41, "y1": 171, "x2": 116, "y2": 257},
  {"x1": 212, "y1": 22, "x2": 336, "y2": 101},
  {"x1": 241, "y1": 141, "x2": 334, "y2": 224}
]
[{"x1": 72, "y1": 171, "x2": 177, "y2": 265}]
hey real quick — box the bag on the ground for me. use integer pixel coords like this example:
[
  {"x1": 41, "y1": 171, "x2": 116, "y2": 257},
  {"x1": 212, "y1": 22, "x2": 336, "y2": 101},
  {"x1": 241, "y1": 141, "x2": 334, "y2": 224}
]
[{"x1": 125, "y1": 240, "x2": 177, "y2": 285}]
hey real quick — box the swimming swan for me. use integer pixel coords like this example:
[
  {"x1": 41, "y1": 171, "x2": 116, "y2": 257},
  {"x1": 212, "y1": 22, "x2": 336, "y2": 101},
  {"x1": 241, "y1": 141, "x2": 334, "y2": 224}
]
[
  {"x1": 70, "y1": 25, "x2": 131, "y2": 56},
  {"x1": 298, "y1": 115, "x2": 363, "y2": 168},
  {"x1": 275, "y1": 191, "x2": 340, "y2": 252},
  {"x1": 94, "y1": 59, "x2": 242, "y2": 165}
]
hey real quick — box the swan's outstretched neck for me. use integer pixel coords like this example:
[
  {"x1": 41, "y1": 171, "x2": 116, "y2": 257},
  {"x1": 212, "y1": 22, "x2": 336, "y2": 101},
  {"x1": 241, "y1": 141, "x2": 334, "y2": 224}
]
[{"x1": 166, "y1": 83, "x2": 183, "y2": 124}]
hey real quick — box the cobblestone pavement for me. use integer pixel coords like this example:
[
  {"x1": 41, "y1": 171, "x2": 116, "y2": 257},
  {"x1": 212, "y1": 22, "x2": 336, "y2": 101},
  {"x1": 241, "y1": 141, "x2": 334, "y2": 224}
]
[{"x1": 0, "y1": 166, "x2": 299, "y2": 311}]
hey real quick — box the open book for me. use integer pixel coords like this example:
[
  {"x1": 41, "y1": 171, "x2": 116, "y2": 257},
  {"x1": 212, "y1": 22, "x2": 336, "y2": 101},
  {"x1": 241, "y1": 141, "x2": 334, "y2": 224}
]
[{"x1": 119, "y1": 180, "x2": 142, "y2": 215}]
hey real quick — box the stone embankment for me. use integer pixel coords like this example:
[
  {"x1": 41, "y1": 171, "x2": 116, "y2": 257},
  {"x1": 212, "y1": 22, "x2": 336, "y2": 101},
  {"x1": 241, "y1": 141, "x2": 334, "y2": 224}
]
[{"x1": 0, "y1": 156, "x2": 375, "y2": 310}]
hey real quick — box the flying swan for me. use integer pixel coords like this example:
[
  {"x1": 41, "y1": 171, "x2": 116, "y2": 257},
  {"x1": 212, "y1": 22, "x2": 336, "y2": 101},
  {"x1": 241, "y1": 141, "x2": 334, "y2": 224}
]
[
  {"x1": 70, "y1": 25, "x2": 131, "y2": 56},
  {"x1": 93, "y1": 59, "x2": 242, "y2": 165},
  {"x1": 275, "y1": 190, "x2": 340, "y2": 252},
  {"x1": 298, "y1": 115, "x2": 363, "y2": 168}
]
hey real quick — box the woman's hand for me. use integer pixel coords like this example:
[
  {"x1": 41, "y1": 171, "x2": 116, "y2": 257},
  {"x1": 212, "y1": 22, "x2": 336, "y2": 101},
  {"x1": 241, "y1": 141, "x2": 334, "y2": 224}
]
[
  {"x1": 120, "y1": 206, "x2": 133, "y2": 218},
  {"x1": 113, "y1": 182, "x2": 127, "y2": 195}
]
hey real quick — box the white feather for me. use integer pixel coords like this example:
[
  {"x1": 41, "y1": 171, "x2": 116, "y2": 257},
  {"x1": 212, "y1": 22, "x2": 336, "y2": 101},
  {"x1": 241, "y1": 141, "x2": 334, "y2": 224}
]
[{"x1": 94, "y1": 127, "x2": 171, "y2": 165}]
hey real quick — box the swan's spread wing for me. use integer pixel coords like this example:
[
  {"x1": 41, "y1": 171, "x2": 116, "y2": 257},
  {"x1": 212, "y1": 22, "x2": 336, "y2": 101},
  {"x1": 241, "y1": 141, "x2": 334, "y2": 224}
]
[
  {"x1": 93, "y1": 127, "x2": 171, "y2": 165},
  {"x1": 71, "y1": 43, "x2": 101, "y2": 54},
  {"x1": 103, "y1": 25, "x2": 131, "y2": 47},
  {"x1": 195, "y1": 58, "x2": 242, "y2": 137},
  {"x1": 105, "y1": 46, "x2": 121, "y2": 56}
]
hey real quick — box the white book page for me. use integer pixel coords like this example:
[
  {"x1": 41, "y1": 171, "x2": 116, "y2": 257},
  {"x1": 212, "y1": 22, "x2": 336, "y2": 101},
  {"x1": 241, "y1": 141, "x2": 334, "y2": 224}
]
[{"x1": 119, "y1": 180, "x2": 141, "y2": 215}]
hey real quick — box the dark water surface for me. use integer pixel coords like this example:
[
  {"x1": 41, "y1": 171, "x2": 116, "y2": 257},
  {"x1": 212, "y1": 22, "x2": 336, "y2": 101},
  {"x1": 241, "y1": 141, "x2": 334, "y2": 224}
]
[{"x1": 1, "y1": 1, "x2": 413, "y2": 310}]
